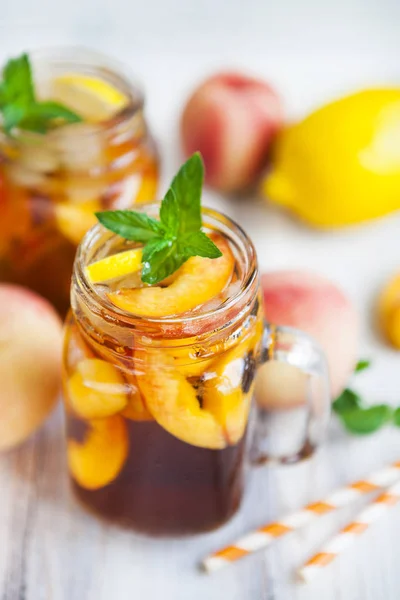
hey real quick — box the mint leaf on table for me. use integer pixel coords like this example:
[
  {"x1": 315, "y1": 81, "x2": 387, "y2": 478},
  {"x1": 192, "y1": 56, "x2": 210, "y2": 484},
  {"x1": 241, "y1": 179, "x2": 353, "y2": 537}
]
[
  {"x1": 340, "y1": 405, "x2": 393, "y2": 435},
  {"x1": 96, "y1": 153, "x2": 223, "y2": 285},
  {"x1": 355, "y1": 359, "x2": 371, "y2": 373},
  {"x1": 393, "y1": 408, "x2": 400, "y2": 427},
  {"x1": 0, "y1": 53, "x2": 82, "y2": 134},
  {"x1": 333, "y1": 388, "x2": 362, "y2": 414}
]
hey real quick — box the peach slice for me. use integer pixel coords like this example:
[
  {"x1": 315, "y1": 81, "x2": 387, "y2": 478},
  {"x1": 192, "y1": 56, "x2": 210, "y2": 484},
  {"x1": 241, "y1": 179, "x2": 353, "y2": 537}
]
[
  {"x1": 67, "y1": 415, "x2": 128, "y2": 490},
  {"x1": 86, "y1": 248, "x2": 143, "y2": 284},
  {"x1": 169, "y1": 346, "x2": 214, "y2": 377},
  {"x1": 67, "y1": 358, "x2": 128, "y2": 419},
  {"x1": 203, "y1": 332, "x2": 257, "y2": 445},
  {"x1": 63, "y1": 316, "x2": 95, "y2": 376},
  {"x1": 108, "y1": 234, "x2": 235, "y2": 317},
  {"x1": 135, "y1": 350, "x2": 227, "y2": 449},
  {"x1": 55, "y1": 201, "x2": 99, "y2": 246},
  {"x1": 121, "y1": 374, "x2": 153, "y2": 421}
]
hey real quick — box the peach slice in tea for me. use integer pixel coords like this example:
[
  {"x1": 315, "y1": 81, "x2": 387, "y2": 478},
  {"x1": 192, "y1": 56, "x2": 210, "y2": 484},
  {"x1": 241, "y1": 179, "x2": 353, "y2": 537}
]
[
  {"x1": 67, "y1": 358, "x2": 128, "y2": 419},
  {"x1": 55, "y1": 201, "x2": 99, "y2": 245},
  {"x1": 67, "y1": 415, "x2": 128, "y2": 490},
  {"x1": 169, "y1": 346, "x2": 214, "y2": 378},
  {"x1": 63, "y1": 318, "x2": 95, "y2": 381},
  {"x1": 135, "y1": 350, "x2": 227, "y2": 449},
  {"x1": 86, "y1": 248, "x2": 143, "y2": 284},
  {"x1": 108, "y1": 234, "x2": 235, "y2": 317},
  {"x1": 121, "y1": 374, "x2": 153, "y2": 421},
  {"x1": 203, "y1": 332, "x2": 257, "y2": 445}
]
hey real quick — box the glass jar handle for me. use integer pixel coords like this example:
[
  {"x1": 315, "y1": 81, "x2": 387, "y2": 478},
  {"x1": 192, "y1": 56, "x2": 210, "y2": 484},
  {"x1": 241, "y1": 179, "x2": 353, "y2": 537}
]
[{"x1": 251, "y1": 322, "x2": 331, "y2": 465}]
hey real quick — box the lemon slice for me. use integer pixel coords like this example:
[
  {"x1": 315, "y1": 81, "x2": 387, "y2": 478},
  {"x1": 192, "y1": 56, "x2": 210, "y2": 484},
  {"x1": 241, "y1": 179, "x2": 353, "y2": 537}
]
[
  {"x1": 86, "y1": 248, "x2": 143, "y2": 283},
  {"x1": 51, "y1": 74, "x2": 128, "y2": 122}
]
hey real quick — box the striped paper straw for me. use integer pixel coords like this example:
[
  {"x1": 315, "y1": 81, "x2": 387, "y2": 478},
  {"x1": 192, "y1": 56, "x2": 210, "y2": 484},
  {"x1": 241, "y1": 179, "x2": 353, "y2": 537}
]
[
  {"x1": 202, "y1": 461, "x2": 400, "y2": 573},
  {"x1": 298, "y1": 480, "x2": 400, "y2": 583}
]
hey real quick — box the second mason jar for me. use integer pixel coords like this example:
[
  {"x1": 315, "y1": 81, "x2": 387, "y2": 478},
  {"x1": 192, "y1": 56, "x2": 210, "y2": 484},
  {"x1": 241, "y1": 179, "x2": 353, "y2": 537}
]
[{"x1": 0, "y1": 48, "x2": 159, "y2": 315}]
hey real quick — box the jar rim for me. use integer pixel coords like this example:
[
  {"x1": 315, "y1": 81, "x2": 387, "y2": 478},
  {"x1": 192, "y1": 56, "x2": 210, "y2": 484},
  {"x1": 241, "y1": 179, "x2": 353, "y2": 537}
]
[
  {"x1": 4, "y1": 46, "x2": 144, "y2": 139},
  {"x1": 74, "y1": 204, "x2": 259, "y2": 332}
]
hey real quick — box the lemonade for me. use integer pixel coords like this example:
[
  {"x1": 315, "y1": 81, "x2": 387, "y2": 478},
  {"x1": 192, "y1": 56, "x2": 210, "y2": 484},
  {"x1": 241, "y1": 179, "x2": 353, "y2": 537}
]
[{"x1": 0, "y1": 49, "x2": 159, "y2": 314}]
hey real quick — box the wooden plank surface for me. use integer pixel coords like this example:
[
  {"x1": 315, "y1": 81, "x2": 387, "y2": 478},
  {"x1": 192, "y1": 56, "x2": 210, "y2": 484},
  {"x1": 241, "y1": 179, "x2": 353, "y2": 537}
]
[{"x1": 1, "y1": 406, "x2": 400, "y2": 600}]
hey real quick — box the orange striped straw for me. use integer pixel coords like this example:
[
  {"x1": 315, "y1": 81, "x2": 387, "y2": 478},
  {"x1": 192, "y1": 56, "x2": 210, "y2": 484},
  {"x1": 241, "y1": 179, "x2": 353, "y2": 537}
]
[
  {"x1": 202, "y1": 461, "x2": 400, "y2": 573},
  {"x1": 298, "y1": 480, "x2": 400, "y2": 582}
]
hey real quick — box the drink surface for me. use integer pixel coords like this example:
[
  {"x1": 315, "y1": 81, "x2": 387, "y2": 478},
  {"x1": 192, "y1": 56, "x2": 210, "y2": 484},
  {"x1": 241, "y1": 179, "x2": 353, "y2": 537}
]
[
  {"x1": 0, "y1": 52, "x2": 159, "y2": 315},
  {"x1": 63, "y1": 228, "x2": 263, "y2": 534}
]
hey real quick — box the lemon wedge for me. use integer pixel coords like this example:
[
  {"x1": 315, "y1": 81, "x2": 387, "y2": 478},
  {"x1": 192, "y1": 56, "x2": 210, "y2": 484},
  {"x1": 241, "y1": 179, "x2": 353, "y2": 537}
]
[
  {"x1": 86, "y1": 248, "x2": 143, "y2": 283},
  {"x1": 51, "y1": 74, "x2": 128, "y2": 122}
]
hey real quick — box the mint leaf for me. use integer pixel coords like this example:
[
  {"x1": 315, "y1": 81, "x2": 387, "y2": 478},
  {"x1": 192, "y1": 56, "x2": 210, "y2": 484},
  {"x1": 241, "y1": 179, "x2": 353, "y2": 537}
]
[
  {"x1": 3, "y1": 53, "x2": 34, "y2": 106},
  {"x1": 0, "y1": 53, "x2": 82, "y2": 134},
  {"x1": 142, "y1": 237, "x2": 170, "y2": 263},
  {"x1": 355, "y1": 360, "x2": 371, "y2": 373},
  {"x1": 393, "y1": 408, "x2": 400, "y2": 427},
  {"x1": 0, "y1": 83, "x2": 6, "y2": 107},
  {"x1": 181, "y1": 230, "x2": 222, "y2": 259},
  {"x1": 170, "y1": 152, "x2": 203, "y2": 236},
  {"x1": 96, "y1": 154, "x2": 224, "y2": 285},
  {"x1": 340, "y1": 405, "x2": 392, "y2": 435},
  {"x1": 2, "y1": 103, "x2": 26, "y2": 133},
  {"x1": 141, "y1": 243, "x2": 186, "y2": 285},
  {"x1": 159, "y1": 188, "x2": 180, "y2": 236},
  {"x1": 333, "y1": 388, "x2": 362, "y2": 414},
  {"x1": 96, "y1": 210, "x2": 164, "y2": 243},
  {"x1": 20, "y1": 101, "x2": 82, "y2": 132}
]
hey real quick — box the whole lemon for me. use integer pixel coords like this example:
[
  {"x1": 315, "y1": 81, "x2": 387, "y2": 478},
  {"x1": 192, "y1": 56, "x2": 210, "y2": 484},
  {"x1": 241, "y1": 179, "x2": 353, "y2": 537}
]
[{"x1": 263, "y1": 89, "x2": 400, "y2": 228}]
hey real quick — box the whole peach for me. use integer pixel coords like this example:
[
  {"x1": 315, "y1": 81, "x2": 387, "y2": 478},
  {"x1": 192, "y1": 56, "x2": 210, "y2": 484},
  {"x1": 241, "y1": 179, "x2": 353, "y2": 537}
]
[
  {"x1": 180, "y1": 72, "x2": 283, "y2": 192},
  {"x1": 256, "y1": 271, "x2": 358, "y2": 409},
  {"x1": 0, "y1": 285, "x2": 63, "y2": 451}
]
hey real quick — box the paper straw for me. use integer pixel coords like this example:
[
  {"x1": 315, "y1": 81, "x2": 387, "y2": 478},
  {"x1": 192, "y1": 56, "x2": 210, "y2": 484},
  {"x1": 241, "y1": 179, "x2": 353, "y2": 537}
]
[
  {"x1": 202, "y1": 461, "x2": 400, "y2": 573},
  {"x1": 298, "y1": 480, "x2": 400, "y2": 583}
]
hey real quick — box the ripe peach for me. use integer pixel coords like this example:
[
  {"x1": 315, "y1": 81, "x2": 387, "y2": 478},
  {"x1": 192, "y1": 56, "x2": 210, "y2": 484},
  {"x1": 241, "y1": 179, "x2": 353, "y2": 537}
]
[
  {"x1": 181, "y1": 72, "x2": 283, "y2": 192},
  {"x1": 0, "y1": 284, "x2": 63, "y2": 451},
  {"x1": 377, "y1": 273, "x2": 400, "y2": 349},
  {"x1": 257, "y1": 271, "x2": 358, "y2": 409}
]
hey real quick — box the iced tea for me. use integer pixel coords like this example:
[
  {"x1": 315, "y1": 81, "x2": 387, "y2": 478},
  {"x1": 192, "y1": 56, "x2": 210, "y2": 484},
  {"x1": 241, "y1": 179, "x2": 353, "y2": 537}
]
[
  {"x1": 63, "y1": 209, "x2": 263, "y2": 534},
  {"x1": 0, "y1": 49, "x2": 159, "y2": 315}
]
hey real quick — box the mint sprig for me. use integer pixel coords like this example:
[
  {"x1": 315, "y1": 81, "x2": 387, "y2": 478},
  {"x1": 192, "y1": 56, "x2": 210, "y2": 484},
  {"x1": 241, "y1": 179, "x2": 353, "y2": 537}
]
[
  {"x1": 0, "y1": 53, "x2": 82, "y2": 134},
  {"x1": 333, "y1": 359, "x2": 400, "y2": 435},
  {"x1": 96, "y1": 153, "x2": 222, "y2": 285}
]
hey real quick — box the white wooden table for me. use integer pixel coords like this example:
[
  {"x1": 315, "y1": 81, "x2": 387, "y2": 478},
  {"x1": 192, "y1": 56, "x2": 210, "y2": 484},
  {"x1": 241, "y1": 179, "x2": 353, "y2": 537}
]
[{"x1": 1, "y1": 405, "x2": 400, "y2": 600}]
